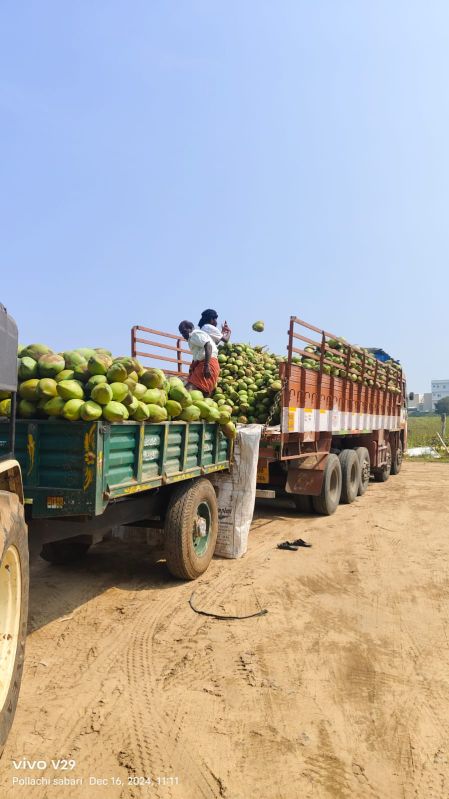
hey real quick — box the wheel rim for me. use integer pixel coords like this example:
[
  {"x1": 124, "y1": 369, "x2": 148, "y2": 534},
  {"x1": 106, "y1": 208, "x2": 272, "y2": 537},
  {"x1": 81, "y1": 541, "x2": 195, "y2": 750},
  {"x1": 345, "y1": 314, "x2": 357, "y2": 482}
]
[
  {"x1": 193, "y1": 501, "x2": 211, "y2": 557},
  {"x1": 0, "y1": 545, "x2": 21, "y2": 711},
  {"x1": 396, "y1": 444, "x2": 403, "y2": 467},
  {"x1": 361, "y1": 458, "x2": 370, "y2": 485}
]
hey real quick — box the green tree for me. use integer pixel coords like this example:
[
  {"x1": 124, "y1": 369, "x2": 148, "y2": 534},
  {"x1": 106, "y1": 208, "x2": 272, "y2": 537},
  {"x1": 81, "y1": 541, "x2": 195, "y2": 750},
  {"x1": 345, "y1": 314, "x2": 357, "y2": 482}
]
[{"x1": 434, "y1": 397, "x2": 449, "y2": 415}]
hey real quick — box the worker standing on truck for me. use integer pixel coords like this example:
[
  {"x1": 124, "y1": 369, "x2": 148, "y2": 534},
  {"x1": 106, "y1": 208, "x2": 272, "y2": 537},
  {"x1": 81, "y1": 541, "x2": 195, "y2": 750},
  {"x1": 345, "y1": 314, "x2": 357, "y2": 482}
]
[
  {"x1": 198, "y1": 309, "x2": 231, "y2": 346},
  {"x1": 178, "y1": 320, "x2": 220, "y2": 396}
]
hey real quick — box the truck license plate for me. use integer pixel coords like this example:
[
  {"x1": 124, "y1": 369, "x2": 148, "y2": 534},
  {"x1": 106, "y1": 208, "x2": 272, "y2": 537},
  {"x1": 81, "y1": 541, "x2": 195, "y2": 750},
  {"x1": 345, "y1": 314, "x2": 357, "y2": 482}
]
[{"x1": 257, "y1": 463, "x2": 270, "y2": 484}]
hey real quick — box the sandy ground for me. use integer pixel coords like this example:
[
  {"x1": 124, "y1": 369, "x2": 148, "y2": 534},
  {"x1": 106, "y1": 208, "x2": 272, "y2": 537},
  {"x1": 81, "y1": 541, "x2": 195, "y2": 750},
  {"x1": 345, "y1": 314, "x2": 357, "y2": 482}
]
[{"x1": 1, "y1": 461, "x2": 449, "y2": 799}]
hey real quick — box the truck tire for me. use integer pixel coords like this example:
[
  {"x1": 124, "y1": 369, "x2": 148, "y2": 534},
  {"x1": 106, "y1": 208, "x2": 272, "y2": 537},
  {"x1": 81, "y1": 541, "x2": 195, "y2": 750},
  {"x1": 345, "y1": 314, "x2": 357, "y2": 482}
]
[
  {"x1": 0, "y1": 492, "x2": 29, "y2": 754},
  {"x1": 40, "y1": 536, "x2": 91, "y2": 565},
  {"x1": 164, "y1": 478, "x2": 218, "y2": 580},
  {"x1": 391, "y1": 441, "x2": 403, "y2": 475},
  {"x1": 338, "y1": 449, "x2": 360, "y2": 504},
  {"x1": 374, "y1": 442, "x2": 392, "y2": 482},
  {"x1": 354, "y1": 447, "x2": 370, "y2": 495},
  {"x1": 312, "y1": 454, "x2": 342, "y2": 516},
  {"x1": 293, "y1": 494, "x2": 314, "y2": 513}
]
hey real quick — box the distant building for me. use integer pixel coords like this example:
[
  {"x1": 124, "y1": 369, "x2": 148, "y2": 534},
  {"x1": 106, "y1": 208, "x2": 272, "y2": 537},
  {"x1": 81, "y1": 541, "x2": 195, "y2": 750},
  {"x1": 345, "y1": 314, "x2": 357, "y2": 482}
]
[
  {"x1": 408, "y1": 392, "x2": 433, "y2": 413},
  {"x1": 423, "y1": 393, "x2": 433, "y2": 412},
  {"x1": 431, "y1": 379, "x2": 449, "y2": 409}
]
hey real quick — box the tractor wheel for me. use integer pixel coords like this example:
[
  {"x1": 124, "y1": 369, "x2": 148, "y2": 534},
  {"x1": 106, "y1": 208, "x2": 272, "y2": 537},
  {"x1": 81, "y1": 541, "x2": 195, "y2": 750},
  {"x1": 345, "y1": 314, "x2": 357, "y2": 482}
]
[
  {"x1": 0, "y1": 492, "x2": 29, "y2": 754},
  {"x1": 164, "y1": 479, "x2": 218, "y2": 580}
]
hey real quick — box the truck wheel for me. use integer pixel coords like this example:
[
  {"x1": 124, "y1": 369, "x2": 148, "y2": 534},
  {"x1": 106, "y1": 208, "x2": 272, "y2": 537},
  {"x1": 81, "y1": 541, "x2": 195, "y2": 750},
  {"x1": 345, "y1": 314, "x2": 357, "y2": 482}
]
[
  {"x1": 338, "y1": 449, "x2": 360, "y2": 504},
  {"x1": 164, "y1": 478, "x2": 218, "y2": 580},
  {"x1": 391, "y1": 441, "x2": 403, "y2": 475},
  {"x1": 374, "y1": 442, "x2": 392, "y2": 482},
  {"x1": 354, "y1": 447, "x2": 370, "y2": 495},
  {"x1": 312, "y1": 454, "x2": 342, "y2": 516},
  {"x1": 40, "y1": 537, "x2": 91, "y2": 565},
  {"x1": 293, "y1": 495, "x2": 314, "y2": 513},
  {"x1": 0, "y1": 492, "x2": 29, "y2": 754}
]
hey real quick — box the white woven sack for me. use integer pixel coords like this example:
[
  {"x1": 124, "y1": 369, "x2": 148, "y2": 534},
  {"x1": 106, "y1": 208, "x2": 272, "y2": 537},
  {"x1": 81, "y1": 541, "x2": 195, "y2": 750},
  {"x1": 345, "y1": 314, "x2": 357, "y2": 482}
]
[{"x1": 210, "y1": 424, "x2": 262, "y2": 558}]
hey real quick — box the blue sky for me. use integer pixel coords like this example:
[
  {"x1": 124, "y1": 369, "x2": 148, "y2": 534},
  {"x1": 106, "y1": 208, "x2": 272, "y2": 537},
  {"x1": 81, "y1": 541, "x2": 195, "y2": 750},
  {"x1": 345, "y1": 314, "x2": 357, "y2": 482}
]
[{"x1": 1, "y1": 1, "x2": 447, "y2": 391}]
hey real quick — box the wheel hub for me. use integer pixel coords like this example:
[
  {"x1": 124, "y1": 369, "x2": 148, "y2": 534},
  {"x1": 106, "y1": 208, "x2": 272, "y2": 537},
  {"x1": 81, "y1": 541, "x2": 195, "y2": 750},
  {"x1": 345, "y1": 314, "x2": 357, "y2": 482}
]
[{"x1": 194, "y1": 516, "x2": 208, "y2": 538}]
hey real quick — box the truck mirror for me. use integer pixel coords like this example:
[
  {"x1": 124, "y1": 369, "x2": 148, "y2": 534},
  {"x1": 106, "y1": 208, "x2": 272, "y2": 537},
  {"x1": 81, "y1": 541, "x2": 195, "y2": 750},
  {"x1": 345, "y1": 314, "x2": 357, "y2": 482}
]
[{"x1": 408, "y1": 392, "x2": 414, "y2": 401}]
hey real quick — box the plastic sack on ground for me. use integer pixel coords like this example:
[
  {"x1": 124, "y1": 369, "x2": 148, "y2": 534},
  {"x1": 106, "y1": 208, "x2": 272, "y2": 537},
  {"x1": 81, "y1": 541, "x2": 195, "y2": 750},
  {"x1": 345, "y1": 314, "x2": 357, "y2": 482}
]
[{"x1": 210, "y1": 424, "x2": 262, "y2": 558}]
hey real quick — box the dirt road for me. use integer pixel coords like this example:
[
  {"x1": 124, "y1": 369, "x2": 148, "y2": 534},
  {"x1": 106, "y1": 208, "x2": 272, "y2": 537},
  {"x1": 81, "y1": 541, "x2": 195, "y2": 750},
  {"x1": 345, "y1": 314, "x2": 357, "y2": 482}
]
[{"x1": 1, "y1": 462, "x2": 449, "y2": 799}]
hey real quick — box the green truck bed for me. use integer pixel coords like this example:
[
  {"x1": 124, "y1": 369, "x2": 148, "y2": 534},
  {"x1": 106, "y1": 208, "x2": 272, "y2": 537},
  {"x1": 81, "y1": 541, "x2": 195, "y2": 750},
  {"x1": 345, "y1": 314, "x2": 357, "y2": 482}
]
[{"x1": 0, "y1": 419, "x2": 230, "y2": 518}]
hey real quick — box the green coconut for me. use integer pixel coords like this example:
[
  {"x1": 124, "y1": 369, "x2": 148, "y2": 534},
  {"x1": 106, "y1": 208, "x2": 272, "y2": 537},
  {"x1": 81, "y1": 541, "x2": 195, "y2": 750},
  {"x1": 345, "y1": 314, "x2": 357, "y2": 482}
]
[
  {"x1": 142, "y1": 388, "x2": 166, "y2": 406},
  {"x1": 180, "y1": 405, "x2": 201, "y2": 422},
  {"x1": 38, "y1": 378, "x2": 58, "y2": 399},
  {"x1": 87, "y1": 354, "x2": 113, "y2": 376},
  {"x1": 146, "y1": 404, "x2": 168, "y2": 422},
  {"x1": 55, "y1": 369, "x2": 75, "y2": 383},
  {"x1": 102, "y1": 401, "x2": 128, "y2": 422},
  {"x1": 0, "y1": 399, "x2": 11, "y2": 417},
  {"x1": 43, "y1": 397, "x2": 66, "y2": 417},
  {"x1": 90, "y1": 383, "x2": 113, "y2": 406},
  {"x1": 140, "y1": 369, "x2": 166, "y2": 389},
  {"x1": 75, "y1": 348, "x2": 97, "y2": 360},
  {"x1": 19, "y1": 379, "x2": 40, "y2": 402},
  {"x1": 189, "y1": 390, "x2": 204, "y2": 402},
  {"x1": 62, "y1": 351, "x2": 87, "y2": 370},
  {"x1": 107, "y1": 362, "x2": 128, "y2": 383},
  {"x1": 86, "y1": 374, "x2": 107, "y2": 394},
  {"x1": 109, "y1": 382, "x2": 130, "y2": 403},
  {"x1": 18, "y1": 399, "x2": 37, "y2": 418},
  {"x1": 221, "y1": 421, "x2": 237, "y2": 439},
  {"x1": 125, "y1": 395, "x2": 139, "y2": 414},
  {"x1": 166, "y1": 400, "x2": 182, "y2": 418},
  {"x1": 194, "y1": 400, "x2": 213, "y2": 420},
  {"x1": 73, "y1": 362, "x2": 90, "y2": 383},
  {"x1": 62, "y1": 399, "x2": 85, "y2": 421},
  {"x1": 21, "y1": 343, "x2": 53, "y2": 360},
  {"x1": 80, "y1": 400, "x2": 103, "y2": 421},
  {"x1": 169, "y1": 385, "x2": 190, "y2": 407},
  {"x1": 133, "y1": 383, "x2": 147, "y2": 400},
  {"x1": 57, "y1": 380, "x2": 85, "y2": 401},
  {"x1": 37, "y1": 353, "x2": 65, "y2": 378},
  {"x1": 18, "y1": 357, "x2": 38, "y2": 381},
  {"x1": 131, "y1": 401, "x2": 150, "y2": 421}
]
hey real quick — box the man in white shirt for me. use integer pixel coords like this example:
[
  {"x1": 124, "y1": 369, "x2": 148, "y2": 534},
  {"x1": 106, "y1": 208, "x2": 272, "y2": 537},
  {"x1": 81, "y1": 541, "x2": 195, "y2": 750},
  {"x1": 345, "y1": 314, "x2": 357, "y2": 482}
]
[{"x1": 178, "y1": 320, "x2": 220, "y2": 396}]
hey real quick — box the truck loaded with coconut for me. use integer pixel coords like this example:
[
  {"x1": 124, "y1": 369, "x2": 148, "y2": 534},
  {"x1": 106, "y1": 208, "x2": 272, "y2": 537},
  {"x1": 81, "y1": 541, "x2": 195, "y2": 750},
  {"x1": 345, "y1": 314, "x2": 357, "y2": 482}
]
[
  {"x1": 0, "y1": 312, "x2": 406, "y2": 582},
  {"x1": 0, "y1": 304, "x2": 28, "y2": 752},
  {"x1": 132, "y1": 313, "x2": 407, "y2": 514}
]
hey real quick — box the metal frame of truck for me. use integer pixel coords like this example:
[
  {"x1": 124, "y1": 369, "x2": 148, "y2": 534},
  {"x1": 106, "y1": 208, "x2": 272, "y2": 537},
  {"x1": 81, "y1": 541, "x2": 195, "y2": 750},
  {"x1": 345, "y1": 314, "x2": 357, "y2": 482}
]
[
  {"x1": 132, "y1": 315, "x2": 407, "y2": 516},
  {"x1": 0, "y1": 304, "x2": 28, "y2": 752}
]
